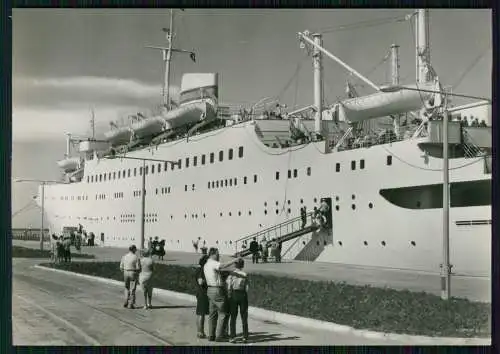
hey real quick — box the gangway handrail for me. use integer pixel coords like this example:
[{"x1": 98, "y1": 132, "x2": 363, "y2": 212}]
[{"x1": 234, "y1": 211, "x2": 315, "y2": 253}]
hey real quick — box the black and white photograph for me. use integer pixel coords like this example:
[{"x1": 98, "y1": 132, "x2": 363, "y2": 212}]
[{"x1": 11, "y1": 8, "x2": 492, "y2": 346}]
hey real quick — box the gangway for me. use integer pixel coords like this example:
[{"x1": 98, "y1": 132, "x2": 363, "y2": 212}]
[{"x1": 233, "y1": 211, "x2": 321, "y2": 258}]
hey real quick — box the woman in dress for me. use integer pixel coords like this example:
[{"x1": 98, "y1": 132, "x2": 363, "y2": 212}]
[
  {"x1": 195, "y1": 255, "x2": 209, "y2": 338},
  {"x1": 139, "y1": 249, "x2": 154, "y2": 309}
]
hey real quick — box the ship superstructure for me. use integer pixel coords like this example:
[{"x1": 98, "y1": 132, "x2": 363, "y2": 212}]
[{"x1": 37, "y1": 9, "x2": 491, "y2": 277}]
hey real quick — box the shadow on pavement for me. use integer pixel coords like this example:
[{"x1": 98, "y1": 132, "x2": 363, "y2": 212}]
[{"x1": 243, "y1": 331, "x2": 300, "y2": 344}]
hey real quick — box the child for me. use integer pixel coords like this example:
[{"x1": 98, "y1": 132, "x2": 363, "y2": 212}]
[{"x1": 226, "y1": 258, "x2": 249, "y2": 343}]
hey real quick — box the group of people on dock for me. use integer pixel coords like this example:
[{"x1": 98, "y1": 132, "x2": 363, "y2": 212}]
[
  {"x1": 119, "y1": 245, "x2": 249, "y2": 343},
  {"x1": 247, "y1": 237, "x2": 282, "y2": 264}
]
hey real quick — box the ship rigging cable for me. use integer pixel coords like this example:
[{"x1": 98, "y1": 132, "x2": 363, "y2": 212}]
[
  {"x1": 318, "y1": 14, "x2": 409, "y2": 34},
  {"x1": 451, "y1": 46, "x2": 491, "y2": 90}
]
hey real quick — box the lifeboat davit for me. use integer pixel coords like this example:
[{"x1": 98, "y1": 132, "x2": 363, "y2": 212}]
[
  {"x1": 104, "y1": 126, "x2": 133, "y2": 146},
  {"x1": 57, "y1": 157, "x2": 81, "y2": 173}
]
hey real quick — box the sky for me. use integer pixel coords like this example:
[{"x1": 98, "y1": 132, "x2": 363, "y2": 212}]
[{"x1": 11, "y1": 8, "x2": 492, "y2": 227}]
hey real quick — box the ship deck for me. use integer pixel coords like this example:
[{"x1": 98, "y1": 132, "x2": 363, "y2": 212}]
[{"x1": 13, "y1": 240, "x2": 490, "y2": 303}]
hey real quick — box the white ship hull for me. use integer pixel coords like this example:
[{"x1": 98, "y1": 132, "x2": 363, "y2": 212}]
[{"x1": 37, "y1": 121, "x2": 491, "y2": 277}]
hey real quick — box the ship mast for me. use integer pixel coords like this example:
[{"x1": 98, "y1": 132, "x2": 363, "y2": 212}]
[
  {"x1": 90, "y1": 107, "x2": 96, "y2": 140},
  {"x1": 146, "y1": 9, "x2": 197, "y2": 114},
  {"x1": 415, "y1": 9, "x2": 431, "y2": 83},
  {"x1": 390, "y1": 44, "x2": 401, "y2": 138},
  {"x1": 163, "y1": 9, "x2": 174, "y2": 110},
  {"x1": 312, "y1": 33, "x2": 324, "y2": 137}
]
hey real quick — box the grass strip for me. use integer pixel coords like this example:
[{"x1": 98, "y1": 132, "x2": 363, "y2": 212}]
[
  {"x1": 40, "y1": 261, "x2": 490, "y2": 338},
  {"x1": 13, "y1": 246, "x2": 95, "y2": 259}
]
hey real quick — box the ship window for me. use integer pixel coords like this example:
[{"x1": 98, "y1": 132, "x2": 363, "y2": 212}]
[
  {"x1": 164, "y1": 162, "x2": 168, "y2": 171},
  {"x1": 123, "y1": 169, "x2": 126, "y2": 177},
  {"x1": 156, "y1": 188, "x2": 158, "y2": 195},
  {"x1": 186, "y1": 158, "x2": 190, "y2": 168},
  {"x1": 208, "y1": 182, "x2": 211, "y2": 189},
  {"x1": 360, "y1": 159, "x2": 365, "y2": 169},
  {"x1": 387, "y1": 155, "x2": 392, "y2": 166},
  {"x1": 201, "y1": 154, "x2": 206, "y2": 165},
  {"x1": 216, "y1": 181, "x2": 219, "y2": 188},
  {"x1": 254, "y1": 174, "x2": 258, "y2": 183},
  {"x1": 192, "y1": 184, "x2": 195, "y2": 191},
  {"x1": 220, "y1": 179, "x2": 224, "y2": 187},
  {"x1": 87, "y1": 176, "x2": 89, "y2": 183},
  {"x1": 293, "y1": 169, "x2": 298, "y2": 178},
  {"x1": 127, "y1": 169, "x2": 130, "y2": 177},
  {"x1": 185, "y1": 185, "x2": 188, "y2": 191},
  {"x1": 157, "y1": 163, "x2": 161, "y2": 172},
  {"x1": 238, "y1": 146, "x2": 244, "y2": 158},
  {"x1": 225, "y1": 179, "x2": 228, "y2": 187},
  {"x1": 178, "y1": 159, "x2": 182, "y2": 169},
  {"x1": 152, "y1": 165, "x2": 156, "y2": 174},
  {"x1": 211, "y1": 181, "x2": 215, "y2": 188},
  {"x1": 229, "y1": 179, "x2": 233, "y2": 186},
  {"x1": 193, "y1": 156, "x2": 198, "y2": 167},
  {"x1": 113, "y1": 172, "x2": 116, "y2": 179},
  {"x1": 145, "y1": 166, "x2": 149, "y2": 175},
  {"x1": 307, "y1": 167, "x2": 311, "y2": 176},
  {"x1": 219, "y1": 150, "x2": 224, "y2": 162},
  {"x1": 275, "y1": 172, "x2": 280, "y2": 180},
  {"x1": 336, "y1": 163, "x2": 340, "y2": 172},
  {"x1": 168, "y1": 187, "x2": 171, "y2": 193},
  {"x1": 91, "y1": 176, "x2": 94, "y2": 183},
  {"x1": 288, "y1": 170, "x2": 291, "y2": 179},
  {"x1": 108, "y1": 172, "x2": 111, "y2": 180},
  {"x1": 351, "y1": 161, "x2": 356, "y2": 170},
  {"x1": 134, "y1": 168, "x2": 137, "y2": 176},
  {"x1": 228, "y1": 148, "x2": 234, "y2": 160},
  {"x1": 139, "y1": 168, "x2": 142, "y2": 176},
  {"x1": 103, "y1": 174, "x2": 107, "y2": 181},
  {"x1": 210, "y1": 153, "x2": 214, "y2": 164},
  {"x1": 234, "y1": 178, "x2": 237, "y2": 186},
  {"x1": 117, "y1": 171, "x2": 121, "y2": 179},
  {"x1": 244, "y1": 176, "x2": 247, "y2": 184}
]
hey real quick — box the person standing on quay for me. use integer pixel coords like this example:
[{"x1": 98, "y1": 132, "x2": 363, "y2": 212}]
[
  {"x1": 203, "y1": 248, "x2": 239, "y2": 342},
  {"x1": 139, "y1": 249, "x2": 154, "y2": 309},
  {"x1": 227, "y1": 258, "x2": 249, "y2": 343},
  {"x1": 195, "y1": 255, "x2": 209, "y2": 338},
  {"x1": 249, "y1": 237, "x2": 259, "y2": 264},
  {"x1": 120, "y1": 245, "x2": 141, "y2": 309}
]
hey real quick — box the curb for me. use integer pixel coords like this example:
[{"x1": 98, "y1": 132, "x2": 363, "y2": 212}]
[{"x1": 34, "y1": 265, "x2": 490, "y2": 345}]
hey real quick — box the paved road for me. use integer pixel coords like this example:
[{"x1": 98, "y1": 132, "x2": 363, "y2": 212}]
[
  {"x1": 14, "y1": 258, "x2": 428, "y2": 346},
  {"x1": 13, "y1": 240, "x2": 491, "y2": 303}
]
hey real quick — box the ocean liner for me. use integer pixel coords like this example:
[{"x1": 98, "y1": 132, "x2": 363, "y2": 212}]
[{"x1": 36, "y1": 9, "x2": 492, "y2": 277}]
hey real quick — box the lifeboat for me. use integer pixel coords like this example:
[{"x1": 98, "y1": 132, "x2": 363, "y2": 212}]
[
  {"x1": 104, "y1": 126, "x2": 133, "y2": 146},
  {"x1": 130, "y1": 116, "x2": 166, "y2": 139},
  {"x1": 163, "y1": 100, "x2": 217, "y2": 130},
  {"x1": 336, "y1": 82, "x2": 436, "y2": 123},
  {"x1": 57, "y1": 157, "x2": 81, "y2": 173}
]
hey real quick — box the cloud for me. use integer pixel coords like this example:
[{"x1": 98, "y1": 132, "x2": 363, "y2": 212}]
[{"x1": 13, "y1": 76, "x2": 180, "y2": 142}]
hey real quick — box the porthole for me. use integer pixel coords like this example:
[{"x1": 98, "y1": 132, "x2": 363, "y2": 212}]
[
  {"x1": 411, "y1": 241, "x2": 416, "y2": 246},
  {"x1": 338, "y1": 241, "x2": 343, "y2": 246},
  {"x1": 335, "y1": 196, "x2": 339, "y2": 201},
  {"x1": 369, "y1": 203, "x2": 373, "y2": 209},
  {"x1": 307, "y1": 167, "x2": 311, "y2": 176},
  {"x1": 363, "y1": 241, "x2": 368, "y2": 246},
  {"x1": 287, "y1": 200, "x2": 291, "y2": 205},
  {"x1": 313, "y1": 198, "x2": 317, "y2": 203},
  {"x1": 238, "y1": 211, "x2": 241, "y2": 216},
  {"x1": 302, "y1": 241, "x2": 306, "y2": 245},
  {"x1": 229, "y1": 212, "x2": 232, "y2": 216},
  {"x1": 275, "y1": 172, "x2": 280, "y2": 180},
  {"x1": 275, "y1": 201, "x2": 279, "y2": 206},
  {"x1": 300, "y1": 199, "x2": 304, "y2": 204},
  {"x1": 351, "y1": 204, "x2": 356, "y2": 210},
  {"x1": 275, "y1": 209, "x2": 279, "y2": 215},
  {"x1": 335, "y1": 163, "x2": 340, "y2": 172},
  {"x1": 220, "y1": 212, "x2": 223, "y2": 217},
  {"x1": 387, "y1": 155, "x2": 393, "y2": 166},
  {"x1": 203, "y1": 213, "x2": 206, "y2": 218},
  {"x1": 351, "y1": 194, "x2": 355, "y2": 200},
  {"x1": 381, "y1": 241, "x2": 386, "y2": 246},
  {"x1": 335, "y1": 205, "x2": 339, "y2": 211},
  {"x1": 287, "y1": 208, "x2": 291, "y2": 214},
  {"x1": 216, "y1": 240, "x2": 219, "y2": 245},
  {"x1": 316, "y1": 241, "x2": 320, "y2": 246},
  {"x1": 248, "y1": 211, "x2": 252, "y2": 216},
  {"x1": 264, "y1": 210, "x2": 268, "y2": 215},
  {"x1": 264, "y1": 202, "x2": 267, "y2": 207}
]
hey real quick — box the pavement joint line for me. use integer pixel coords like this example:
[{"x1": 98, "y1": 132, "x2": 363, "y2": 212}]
[
  {"x1": 33, "y1": 265, "x2": 491, "y2": 345},
  {"x1": 14, "y1": 293, "x2": 102, "y2": 346}
]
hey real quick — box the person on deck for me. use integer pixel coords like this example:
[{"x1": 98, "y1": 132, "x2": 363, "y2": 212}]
[
  {"x1": 300, "y1": 206, "x2": 307, "y2": 228},
  {"x1": 63, "y1": 235, "x2": 72, "y2": 263}
]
